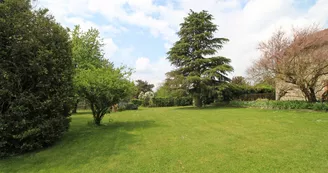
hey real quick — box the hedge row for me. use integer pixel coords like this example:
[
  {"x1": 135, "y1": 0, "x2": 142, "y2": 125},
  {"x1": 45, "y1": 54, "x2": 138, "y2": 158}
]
[
  {"x1": 131, "y1": 99, "x2": 143, "y2": 106},
  {"x1": 219, "y1": 83, "x2": 275, "y2": 101},
  {"x1": 229, "y1": 100, "x2": 328, "y2": 111},
  {"x1": 152, "y1": 97, "x2": 192, "y2": 107}
]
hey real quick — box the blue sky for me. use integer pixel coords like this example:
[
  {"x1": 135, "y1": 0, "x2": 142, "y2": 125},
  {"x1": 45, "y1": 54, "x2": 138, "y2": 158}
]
[{"x1": 38, "y1": 0, "x2": 328, "y2": 88}]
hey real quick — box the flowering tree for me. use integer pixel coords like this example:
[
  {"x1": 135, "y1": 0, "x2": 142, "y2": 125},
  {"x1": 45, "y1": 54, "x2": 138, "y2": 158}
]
[
  {"x1": 247, "y1": 26, "x2": 328, "y2": 102},
  {"x1": 139, "y1": 91, "x2": 155, "y2": 107}
]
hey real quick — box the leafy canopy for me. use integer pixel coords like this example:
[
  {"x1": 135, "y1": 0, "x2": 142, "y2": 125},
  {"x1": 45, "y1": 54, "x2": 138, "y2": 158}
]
[
  {"x1": 0, "y1": 0, "x2": 73, "y2": 157},
  {"x1": 75, "y1": 64, "x2": 135, "y2": 125}
]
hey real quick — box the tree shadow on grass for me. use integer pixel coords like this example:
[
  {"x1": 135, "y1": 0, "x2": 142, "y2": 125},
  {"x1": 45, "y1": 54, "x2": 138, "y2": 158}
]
[
  {"x1": 0, "y1": 120, "x2": 158, "y2": 172},
  {"x1": 174, "y1": 105, "x2": 245, "y2": 111},
  {"x1": 72, "y1": 109, "x2": 144, "y2": 116}
]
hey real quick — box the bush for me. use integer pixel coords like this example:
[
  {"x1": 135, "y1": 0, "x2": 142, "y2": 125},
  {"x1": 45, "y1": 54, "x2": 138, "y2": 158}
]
[
  {"x1": 229, "y1": 100, "x2": 328, "y2": 111},
  {"x1": 126, "y1": 103, "x2": 139, "y2": 110},
  {"x1": 118, "y1": 102, "x2": 139, "y2": 111},
  {"x1": 131, "y1": 99, "x2": 143, "y2": 106},
  {"x1": 218, "y1": 83, "x2": 275, "y2": 101},
  {"x1": 151, "y1": 97, "x2": 192, "y2": 107},
  {"x1": 0, "y1": 1, "x2": 73, "y2": 157}
]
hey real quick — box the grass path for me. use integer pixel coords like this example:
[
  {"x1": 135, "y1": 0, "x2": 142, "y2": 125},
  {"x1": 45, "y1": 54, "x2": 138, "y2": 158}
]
[{"x1": 1, "y1": 107, "x2": 328, "y2": 173}]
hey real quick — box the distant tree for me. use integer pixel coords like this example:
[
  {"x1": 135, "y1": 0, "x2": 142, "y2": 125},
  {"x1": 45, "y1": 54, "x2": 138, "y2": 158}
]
[
  {"x1": 231, "y1": 76, "x2": 249, "y2": 86},
  {"x1": 135, "y1": 80, "x2": 154, "y2": 98},
  {"x1": 167, "y1": 10, "x2": 233, "y2": 107},
  {"x1": 0, "y1": 0, "x2": 73, "y2": 157},
  {"x1": 156, "y1": 71, "x2": 189, "y2": 98},
  {"x1": 75, "y1": 65, "x2": 134, "y2": 125},
  {"x1": 247, "y1": 26, "x2": 328, "y2": 102}
]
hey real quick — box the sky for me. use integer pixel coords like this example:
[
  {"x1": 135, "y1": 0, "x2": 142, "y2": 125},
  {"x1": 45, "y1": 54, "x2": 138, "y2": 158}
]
[{"x1": 36, "y1": 0, "x2": 328, "y2": 89}]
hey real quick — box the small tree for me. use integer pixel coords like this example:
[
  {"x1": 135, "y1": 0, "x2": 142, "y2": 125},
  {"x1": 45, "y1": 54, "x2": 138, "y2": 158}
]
[
  {"x1": 167, "y1": 10, "x2": 233, "y2": 107},
  {"x1": 71, "y1": 25, "x2": 105, "y2": 113},
  {"x1": 76, "y1": 65, "x2": 134, "y2": 125}
]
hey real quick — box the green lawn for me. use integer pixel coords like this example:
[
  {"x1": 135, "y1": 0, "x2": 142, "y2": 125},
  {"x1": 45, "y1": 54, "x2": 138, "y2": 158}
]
[{"x1": 1, "y1": 107, "x2": 328, "y2": 173}]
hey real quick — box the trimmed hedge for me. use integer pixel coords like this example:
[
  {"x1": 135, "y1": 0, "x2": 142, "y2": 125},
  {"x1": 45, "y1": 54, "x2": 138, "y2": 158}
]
[
  {"x1": 229, "y1": 100, "x2": 328, "y2": 111},
  {"x1": 152, "y1": 97, "x2": 192, "y2": 107},
  {"x1": 218, "y1": 83, "x2": 275, "y2": 101},
  {"x1": 118, "y1": 102, "x2": 139, "y2": 111},
  {"x1": 131, "y1": 99, "x2": 143, "y2": 106}
]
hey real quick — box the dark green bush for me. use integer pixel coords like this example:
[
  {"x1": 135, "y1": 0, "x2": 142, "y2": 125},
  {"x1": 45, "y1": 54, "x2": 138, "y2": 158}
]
[
  {"x1": 152, "y1": 97, "x2": 192, "y2": 107},
  {"x1": 118, "y1": 102, "x2": 139, "y2": 111},
  {"x1": 218, "y1": 83, "x2": 275, "y2": 101},
  {"x1": 126, "y1": 103, "x2": 138, "y2": 110},
  {"x1": 229, "y1": 100, "x2": 328, "y2": 111},
  {"x1": 174, "y1": 97, "x2": 193, "y2": 106},
  {"x1": 0, "y1": 0, "x2": 73, "y2": 157},
  {"x1": 131, "y1": 99, "x2": 143, "y2": 106}
]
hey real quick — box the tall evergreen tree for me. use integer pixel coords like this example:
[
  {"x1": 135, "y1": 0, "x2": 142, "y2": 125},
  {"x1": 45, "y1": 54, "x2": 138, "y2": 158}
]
[{"x1": 167, "y1": 10, "x2": 233, "y2": 107}]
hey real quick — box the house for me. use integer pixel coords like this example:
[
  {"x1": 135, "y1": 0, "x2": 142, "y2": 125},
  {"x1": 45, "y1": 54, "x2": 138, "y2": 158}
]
[{"x1": 276, "y1": 29, "x2": 328, "y2": 101}]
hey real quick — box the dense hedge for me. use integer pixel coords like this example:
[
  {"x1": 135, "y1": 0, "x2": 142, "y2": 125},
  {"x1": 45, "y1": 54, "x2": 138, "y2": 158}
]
[
  {"x1": 118, "y1": 102, "x2": 139, "y2": 111},
  {"x1": 229, "y1": 100, "x2": 328, "y2": 111},
  {"x1": 152, "y1": 97, "x2": 192, "y2": 107},
  {"x1": 131, "y1": 99, "x2": 143, "y2": 106},
  {"x1": 0, "y1": 1, "x2": 73, "y2": 157},
  {"x1": 218, "y1": 83, "x2": 275, "y2": 101}
]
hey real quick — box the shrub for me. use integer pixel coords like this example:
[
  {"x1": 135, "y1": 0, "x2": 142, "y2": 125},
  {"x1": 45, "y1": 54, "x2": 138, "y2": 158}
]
[
  {"x1": 126, "y1": 103, "x2": 138, "y2": 110},
  {"x1": 118, "y1": 102, "x2": 139, "y2": 111},
  {"x1": 229, "y1": 100, "x2": 328, "y2": 111},
  {"x1": 151, "y1": 97, "x2": 192, "y2": 107},
  {"x1": 131, "y1": 99, "x2": 143, "y2": 106},
  {"x1": 218, "y1": 83, "x2": 275, "y2": 101},
  {"x1": 0, "y1": 0, "x2": 73, "y2": 157}
]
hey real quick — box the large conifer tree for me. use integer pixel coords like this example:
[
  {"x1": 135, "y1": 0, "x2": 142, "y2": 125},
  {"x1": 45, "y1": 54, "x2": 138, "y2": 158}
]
[{"x1": 167, "y1": 10, "x2": 233, "y2": 107}]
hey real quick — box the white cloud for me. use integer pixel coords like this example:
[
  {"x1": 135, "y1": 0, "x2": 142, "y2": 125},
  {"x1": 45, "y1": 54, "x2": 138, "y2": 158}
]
[
  {"x1": 103, "y1": 38, "x2": 118, "y2": 59},
  {"x1": 132, "y1": 57, "x2": 173, "y2": 90},
  {"x1": 38, "y1": 0, "x2": 328, "y2": 84}
]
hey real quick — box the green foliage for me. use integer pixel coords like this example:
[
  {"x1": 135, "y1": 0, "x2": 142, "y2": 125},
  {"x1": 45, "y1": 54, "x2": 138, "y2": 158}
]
[
  {"x1": 0, "y1": 0, "x2": 73, "y2": 157},
  {"x1": 71, "y1": 25, "x2": 105, "y2": 70},
  {"x1": 167, "y1": 10, "x2": 233, "y2": 107},
  {"x1": 131, "y1": 99, "x2": 143, "y2": 106},
  {"x1": 71, "y1": 25, "x2": 108, "y2": 113},
  {"x1": 152, "y1": 97, "x2": 192, "y2": 107},
  {"x1": 218, "y1": 83, "x2": 275, "y2": 101},
  {"x1": 229, "y1": 100, "x2": 328, "y2": 111},
  {"x1": 126, "y1": 103, "x2": 138, "y2": 110},
  {"x1": 75, "y1": 66, "x2": 134, "y2": 125},
  {"x1": 117, "y1": 102, "x2": 138, "y2": 111}
]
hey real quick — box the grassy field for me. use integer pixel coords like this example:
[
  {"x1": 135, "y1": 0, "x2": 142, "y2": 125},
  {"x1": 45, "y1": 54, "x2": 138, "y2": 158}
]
[{"x1": 1, "y1": 107, "x2": 328, "y2": 173}]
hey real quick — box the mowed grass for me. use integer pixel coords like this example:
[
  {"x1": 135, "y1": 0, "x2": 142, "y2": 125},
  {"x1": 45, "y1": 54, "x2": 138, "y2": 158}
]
[{"x1": 1, "y1": 107, "x2": 328, "y2": 173}]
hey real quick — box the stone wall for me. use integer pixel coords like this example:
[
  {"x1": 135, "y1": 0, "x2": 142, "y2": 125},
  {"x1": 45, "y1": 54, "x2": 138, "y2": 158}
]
[{"x1": 276, "y1": 77, "x2": 328, "y2": 101}]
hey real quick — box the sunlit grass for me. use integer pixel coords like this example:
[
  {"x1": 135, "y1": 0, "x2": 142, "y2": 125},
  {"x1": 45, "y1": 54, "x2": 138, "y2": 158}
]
[{"x1": 1, "y1": 107, "x2": 328, "y2": 173}]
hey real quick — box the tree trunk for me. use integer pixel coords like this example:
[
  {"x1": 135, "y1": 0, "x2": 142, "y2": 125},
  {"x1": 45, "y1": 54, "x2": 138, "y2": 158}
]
[
  {"x1": 308, "y1": 87, "x2": 317, "y2": 102},
  {"x1": 300, "y1": 87, "x2": 317, "y2": 102},
  {"x1": 193, "y1": 95, "x2": 202, "y2": 108},
  {"x1": 72, "y1": 100, "x2": 79, "y2": 113},
  {"x1": 94, "y1": 116, "x2": 101, "y2": 125}
]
